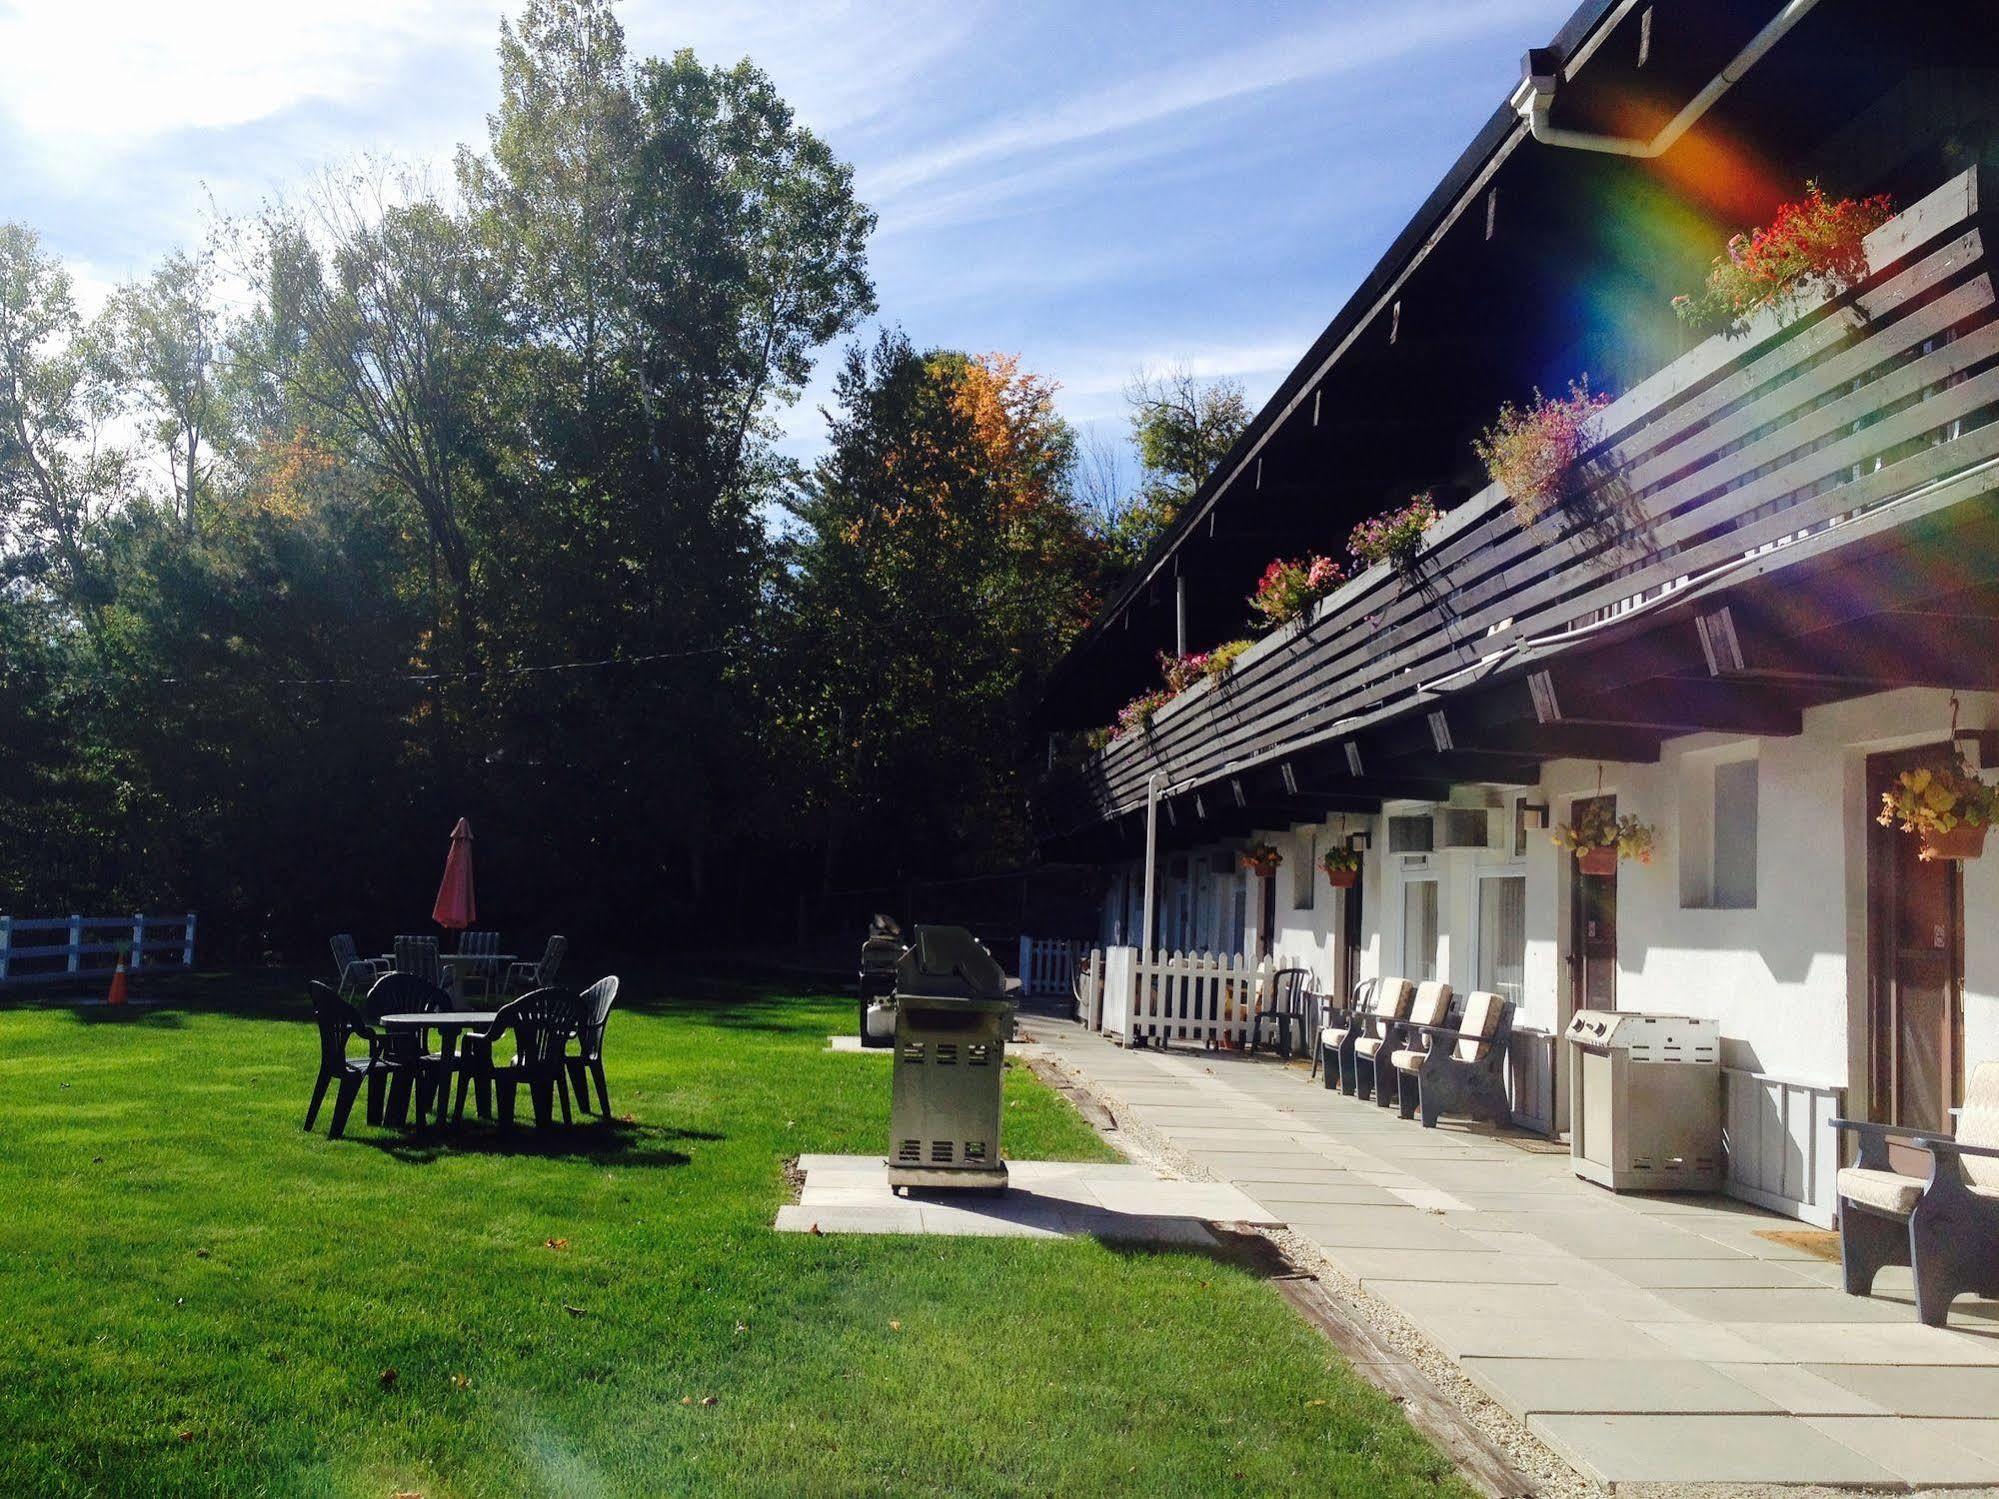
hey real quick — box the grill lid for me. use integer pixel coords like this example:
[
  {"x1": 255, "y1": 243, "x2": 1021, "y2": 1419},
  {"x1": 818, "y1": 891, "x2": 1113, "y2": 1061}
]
[{"x1": 894, "y1": 925, "x2": 1018, "y2": 1003}]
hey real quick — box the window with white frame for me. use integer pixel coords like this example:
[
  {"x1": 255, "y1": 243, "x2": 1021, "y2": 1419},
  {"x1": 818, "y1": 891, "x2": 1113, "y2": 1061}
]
[
  {"x1": 1476, "y1": 874, "x2": 1527, "y2": 1004},
  {"x1": 1401, "y1": 878, "x2": 1440, "y2": 982},
  {"x1": 1293, "y1": 831, "x2": 1317, "y2": 910}
]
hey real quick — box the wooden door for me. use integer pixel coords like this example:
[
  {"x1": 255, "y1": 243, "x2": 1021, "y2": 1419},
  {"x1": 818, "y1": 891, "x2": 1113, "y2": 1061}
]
[
  {"x1": 1867, "y1": 748, "x2": 1965, "y2": 1141},
  {"x1": 1338, "y1": 876, "x2": 1363, "y2": 1000},
  {"x1": 1568, "y1": 795, "x2": 1618, "y2": 1013},
  {"x1": 1258, "y1": 871, "x2": 1277, "y2": 959}
]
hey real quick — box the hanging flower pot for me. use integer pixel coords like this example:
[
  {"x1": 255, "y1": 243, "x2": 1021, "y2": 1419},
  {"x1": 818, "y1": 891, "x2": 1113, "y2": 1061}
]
[
  {"x1": 1879, "y1": 757, "x2": 1998, "y2": 863},
  {"x1": 1552, "y1": 800, "x2": 1655, "y2": 873},
  {"x1": 1920, "y1": 822, "x2": 1988, "y2": 862},
  {"x1": 1241, "y1": 842, "x2": 1283, "y2": 878},
  {"x1": 1576, "y1": 845, "x2": 1619, "y2": 877},
  {"x1": 1321, "y1": 848, "x2": 1362, "y2": 888}
]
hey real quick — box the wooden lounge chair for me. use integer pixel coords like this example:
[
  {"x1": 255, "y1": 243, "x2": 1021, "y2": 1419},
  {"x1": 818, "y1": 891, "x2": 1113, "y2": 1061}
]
[
  {"x1": 1367, "y1": 980, "x2": 1453, "y2": 1108},
  {"x1": 1833, "y1": 1061, "x2": 1999, "y2": 1327},
  {"x1": 1358, "y1": 980, "x2": 1448, "y2": 1104},
  {"x1": 1321, "y1": 977, "x2": 1413, "y2": 1095},
  {"x1": 1392, "y1": 990, "x2": 1515, "y2": 1129},
  {"x1": 1247, "y1": 967, "x2": 1314, "y2": 1059}
]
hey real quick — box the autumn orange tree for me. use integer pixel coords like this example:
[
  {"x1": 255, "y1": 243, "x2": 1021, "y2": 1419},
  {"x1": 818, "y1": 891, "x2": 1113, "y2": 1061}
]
[{"x1": 779, "y1": 330, "x2": 1100, "y2": 887}]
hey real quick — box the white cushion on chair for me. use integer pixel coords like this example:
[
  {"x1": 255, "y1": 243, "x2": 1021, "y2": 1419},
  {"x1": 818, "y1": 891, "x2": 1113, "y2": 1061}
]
[
  {"x1": 1321, "y1": 1025, "x2": 1350, "y2": 1050},
  {"x1": 1453, "y1": 992, "x2": 1505, "y2": 1062},
  {"x1": 1354, "y1": 1036, "x2": 1385, "y2": 1059},
  {"x1": 1389, "y1": 1048, "x2": 1429, "y2": 1073},
  {"x1": 1838, "y1": 1166, "x2": 1921, "y2": 1218}
]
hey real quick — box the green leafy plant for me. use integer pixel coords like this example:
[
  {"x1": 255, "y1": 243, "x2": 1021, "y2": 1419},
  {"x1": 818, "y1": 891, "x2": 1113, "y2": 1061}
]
[
  {"x1": 1240, "y1": 841, "x2": 1282, "y2": 877},
  {"x1": 1204, "y1": 638, "x2": 1253, "y2": 678},
  {"x1": 1674, "y1": 183, "x2": 1896, "y2": 338},
  {"x1": 1877, "y1": 757, "x2": 1999, "y2": 859},
  {"x1": 1474, "y1": 378, "x2": 1612, "y2": 528},
  {"x1": 1347, "y1": 492, "x2": 1441, "y2": 572},
  {"x1": 1551, "y1": 803, "x2": 1655, "y2": 864}
]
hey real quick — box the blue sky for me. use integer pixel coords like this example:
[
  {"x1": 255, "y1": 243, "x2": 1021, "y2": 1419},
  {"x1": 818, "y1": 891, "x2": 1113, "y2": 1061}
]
[{"x1": 0, "y1": 0, "x2": 1578, "y2": 463}]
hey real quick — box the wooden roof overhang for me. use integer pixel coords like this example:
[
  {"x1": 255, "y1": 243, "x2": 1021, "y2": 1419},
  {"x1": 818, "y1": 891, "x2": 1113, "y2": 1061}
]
[
  {"x1": 1039, "y1": 0, "x2": 1999, "y2": 734},
  {"x1": 1038, "y1": 166, "x2": 1999, "y2": 860}
]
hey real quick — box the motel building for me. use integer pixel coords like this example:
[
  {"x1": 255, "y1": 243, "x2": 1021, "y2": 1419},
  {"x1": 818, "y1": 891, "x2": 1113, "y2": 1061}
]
[{"x1": 1033, "y1": 0, "x2": 1999, "y2": 1226}]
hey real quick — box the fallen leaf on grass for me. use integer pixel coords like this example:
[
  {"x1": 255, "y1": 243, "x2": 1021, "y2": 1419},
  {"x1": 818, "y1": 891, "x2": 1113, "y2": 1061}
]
[
  {"x1": 378, "y1": 1368, "x2": 397, "y2": 1388},
  {"x1": 92, "y1": 1156, "x2": 104, "y2": 1164},
  {"x1": 734, "y1": 1322, "x2": 747, "y2": 1336},
  {"x1": 564, "y1": 1305, "x2": 587, "y2": 1318},
  {"x1": 888, "y1": 1320, "x2": 902, "y2": 1332},
  {"x1": 808, "y1": 1223, "x2": 823, "y2": 1236},
  {"x1": 700, "y1": 1395, "x2": 717, "y2": 1407},
  {"x1": 544, "y1": 1238, "x2": 569, "y2": 1251},
  {"x1": 176, "y1": 1431, "x2": 193, "y2": 1443},
  {"x1": 1305, "y1": 1399, "x2": 1327, "y2": 1408},
  {"x1": 681, "y1": 1396, "x2": 693, "y2": 1406},
  {"x1": 449, "y1": 1374, "x2": 471, "y2": 1390},
  {"x1": 194, "y1": 1249, "x2": 209, "y2": 1259},
  {"x1": 618, "y1": 1113, "x2": 637, "y2": 1125}
]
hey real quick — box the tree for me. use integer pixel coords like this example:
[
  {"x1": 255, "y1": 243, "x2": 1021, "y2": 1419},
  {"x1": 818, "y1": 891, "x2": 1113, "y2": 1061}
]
[
  {"x1": 0, "y1": 221, "x2": 125, "y2": 605},
  {"x1": 781, "y1": 332, "x2": 1097, "y2": 885},
  {"x1": 1088, "y1": 365, "x2": 1250, "y2": 575},
  {"x1": 97, "y1": 246, "x2": 228, "y2": 537}
]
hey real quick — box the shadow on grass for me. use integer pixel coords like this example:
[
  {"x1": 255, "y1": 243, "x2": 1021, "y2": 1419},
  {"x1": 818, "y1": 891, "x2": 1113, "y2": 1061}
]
[
  {"x1": 355, "y1": 1117, "x2": 723, "y2": 1167},
  {"x1": 58, "y1": 1004, "x2": 189, "y2": 1028}
]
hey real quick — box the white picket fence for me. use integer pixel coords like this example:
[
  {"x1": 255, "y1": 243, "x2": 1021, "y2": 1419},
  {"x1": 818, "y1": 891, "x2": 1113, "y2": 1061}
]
[
  {"x1": 1083, "y1": 946, "x2": 1308, "y2": 1048},
  {"x1": 0, "y1": 913, "x2": 197, "y2": 986},
  {"x1": 1017, "y1": 936, "x2": 1083, "y2": 998}
]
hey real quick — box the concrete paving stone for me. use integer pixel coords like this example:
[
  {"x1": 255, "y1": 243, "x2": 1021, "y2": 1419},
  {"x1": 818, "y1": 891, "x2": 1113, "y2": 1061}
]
[
  {"x1": 1383, "y1": 1186, "x2": 1474, "y2": 1212},
  {"x1": 795, "y1": 1153, "x2": 881, "y2": 1172},
  {"x1": 1477, "y1": 1213, "x2": 1751, "y2": 1261},
  {"x1": 1326, "y1": 1248, "x2": 1564, "y2": 1285},
  {"x1": 1248, "y1": 1183, "x2": 1401, "y2": 1211},
  {"x1": 799, "y1": 1185, "x2": 898, "y2": 1207},
  {"x1": 1651, "y1": 1286, "x2": 1920, "y2": 1324},
  {"x1": 1528, "y1": 1413, "x2": 1900, "y2": 1487},
  {"x1": 1285, "y1": 1206, "x2": 1485, "y2": 1253},
  {"x1": 1221, "y1": 1165, "x2": 1366, "y2": 1185},
  {"x1": 1397, "y1": 1313, "x2": 1681, "y2": 1361},
  {"x1": 1084, "y1": 1180, "x2": 1278, "y2": 1223},
  {"x1": 1801, "y1": 1416, "x2": 1999, "y2": 1486},
  {"x1": 1805, "y1": 1363, "x2": 1999, "y2": 1417},
  {"x1": 1459, "y1": 1357, "x2": 1782, "y2": 1417},
  {"x1": 773, "y1": 1203, "x2": 924, "y2": 1235},
  {"x1": 1628, "y1": 1321, "x2": 1786, "y2": 1362},
  {"x1": 1716, "y1": 1361, "x2": 1889, "y2": 1415},
  {"x1": 1592, "y1": 1257, "x2": 1825, "y2": 1290},
  {"x1": 913, "y1": 1202, "x2": 1071, "y2": 1239},
  {"x1": 1369, "y1": 1278, "x2": 1689, "y2": 1327},
  {"x1": 1714, "y1": 1320, "x2": 1999, "y2": 1366}
]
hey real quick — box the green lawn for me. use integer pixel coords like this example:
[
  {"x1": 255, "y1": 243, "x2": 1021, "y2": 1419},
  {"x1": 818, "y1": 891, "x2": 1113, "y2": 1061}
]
[{"x1": 0, "y1": 970, "x2": 1469, "y2": 1498}]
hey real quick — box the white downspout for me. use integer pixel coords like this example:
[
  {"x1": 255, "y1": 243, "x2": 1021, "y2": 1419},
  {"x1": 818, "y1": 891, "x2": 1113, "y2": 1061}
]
[{"x1": 1510, "y1": 0, "x2": 1822, "y2": 159}]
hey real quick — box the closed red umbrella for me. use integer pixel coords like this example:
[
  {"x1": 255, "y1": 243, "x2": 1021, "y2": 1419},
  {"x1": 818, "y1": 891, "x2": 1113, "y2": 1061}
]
[{"x1": 432, "y1": 817, "x2": 476, "y2": 930}]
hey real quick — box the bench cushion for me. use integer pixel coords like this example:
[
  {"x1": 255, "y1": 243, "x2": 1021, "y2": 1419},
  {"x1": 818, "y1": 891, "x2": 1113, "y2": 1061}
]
[
  {"x1": 1839, "y1": 1166, "x2": 1921, "y2": 1218},
  {"x1": 1321, "y1": 1026, "x2": 1350, "y2": 1049},
  {"x1": 1390, "y1": 1047, "x2": 1429, "y2": 1073},
  {"x1": 1354, "y1": 1036, "x2": 1386, "y2": 1059}
]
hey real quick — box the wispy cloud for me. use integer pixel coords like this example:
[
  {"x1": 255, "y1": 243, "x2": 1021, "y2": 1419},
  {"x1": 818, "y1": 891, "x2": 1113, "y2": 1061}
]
[{"x1": 860, "y1": 0, "x2": 1551, "y2": 209}]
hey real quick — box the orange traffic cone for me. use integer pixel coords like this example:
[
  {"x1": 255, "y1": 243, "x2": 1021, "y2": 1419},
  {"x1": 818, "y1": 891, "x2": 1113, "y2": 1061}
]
[{"x1": 106, "y1": 951, "x2": 128, "y2": 1006}]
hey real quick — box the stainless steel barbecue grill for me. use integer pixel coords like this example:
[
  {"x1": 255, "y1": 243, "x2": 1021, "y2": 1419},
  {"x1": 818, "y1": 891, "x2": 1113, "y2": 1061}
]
[
  {"x1": 1565, "y1": 1010, "x2": 1722, "y2": 1192},
  {"x1": 875, "y1": 924, "x2": 1020, "y2": 1191}
]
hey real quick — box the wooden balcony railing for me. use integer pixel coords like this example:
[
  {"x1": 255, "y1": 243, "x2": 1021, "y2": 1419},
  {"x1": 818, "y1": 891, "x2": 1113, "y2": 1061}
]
[{"x1": 1042, "y1": 168, "x2": 1999, "y2": 838}]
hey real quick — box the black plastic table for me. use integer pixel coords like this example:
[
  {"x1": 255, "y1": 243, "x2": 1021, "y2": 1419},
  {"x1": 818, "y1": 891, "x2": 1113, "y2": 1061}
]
[{"x1": 376, "y1": 1013, "x2": 499, "y2": 1125}]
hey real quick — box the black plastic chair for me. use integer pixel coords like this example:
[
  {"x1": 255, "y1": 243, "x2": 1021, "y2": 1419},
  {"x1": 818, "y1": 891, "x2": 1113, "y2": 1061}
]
[
  {"x1": 456, "y1": 930, "x2": 502, "y2": 1001},
  {"x1": 453, "y1": 989, "x2": 578, "y2": 1129},
  {"x1": 565, "y1": 976, "x2": 621, "y2": 1116},
  {"x1": 1246, "y1": 967, "x2": 1313, "y2": 1059},
  {"x1": 364, "y1": 971, "x2": 456, "y2": 1127},
  {"x1": 305, "y1": 980, "x2": 383, "y2": 1139},
  {"x1": 504, "y1": 935, "x2": 568, "y2": 997}
]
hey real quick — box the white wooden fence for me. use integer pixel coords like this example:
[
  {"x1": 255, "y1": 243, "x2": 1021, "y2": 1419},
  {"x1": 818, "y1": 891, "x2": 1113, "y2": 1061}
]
[
  {"x1": 1083, "y1": 946, "x2": 1308, "y2": 1048},
  {"x1": 0, "y1": 913, "x2": 197, "y2": 986},
  {"x1": 1016, "y1": 937, "x2": 1083, "y2": 998}
]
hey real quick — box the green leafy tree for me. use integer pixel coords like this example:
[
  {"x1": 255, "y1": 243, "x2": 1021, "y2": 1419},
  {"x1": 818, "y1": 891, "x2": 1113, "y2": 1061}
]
[{"x1": 1089, "y1": 365, "x2": 1250, "y2": 575}]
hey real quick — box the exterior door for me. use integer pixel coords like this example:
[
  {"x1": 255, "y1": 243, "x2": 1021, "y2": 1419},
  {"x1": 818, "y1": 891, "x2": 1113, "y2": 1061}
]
[
  {"x1": 1568, "y1": 795, "x2": 1618, "y2": 1013},
  {"x1": 1867, "y1": 748, "x2": 1965, "y2": 1142},
  {"x1": 1338, "y1": 876, "x2": 1363, "y2": 1000},
  {"x1": 1258, "y1": 871, "x2": 1277, "y2": 959}
]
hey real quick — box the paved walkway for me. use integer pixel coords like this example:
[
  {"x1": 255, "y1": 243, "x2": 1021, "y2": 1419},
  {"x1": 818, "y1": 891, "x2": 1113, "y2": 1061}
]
[{"x1": 1027, "y1": 1020, "x2": 1999, "y2": 1492}]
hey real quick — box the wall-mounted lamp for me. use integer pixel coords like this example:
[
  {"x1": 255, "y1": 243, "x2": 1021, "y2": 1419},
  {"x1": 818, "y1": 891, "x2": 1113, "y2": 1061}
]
[
  {"x1": 1519, "y1": 801, "x2": 1551, "y2": 831},
  {"x1": 1346, "y1": 830, "x2": 1372, "y2": 852}
]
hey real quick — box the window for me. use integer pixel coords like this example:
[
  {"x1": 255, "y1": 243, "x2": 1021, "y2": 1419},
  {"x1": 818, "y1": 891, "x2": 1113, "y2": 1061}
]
[
  {"x1": 1713, "y1": 758, "x2": 1759, "y2": 908},
  {"x1": 1402, "y1": 879, "x2": 1440, "y2": 982},
  {"x1": 1293, "y1": 831, "x2": 1317, "y2": 910},
  {"x1": 1477, "y1": 875, "x2": 1527, "y2": 1004}
]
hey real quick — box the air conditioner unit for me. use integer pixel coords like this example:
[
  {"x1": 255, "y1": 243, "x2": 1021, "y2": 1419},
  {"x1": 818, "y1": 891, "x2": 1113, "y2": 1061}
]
[
  {"x1": 1387, "y1": 814, "x2": 1435, "y2": 853},
  {"x1": 1437, "y1": 808, "x2": 1493, "y2": 849}
]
